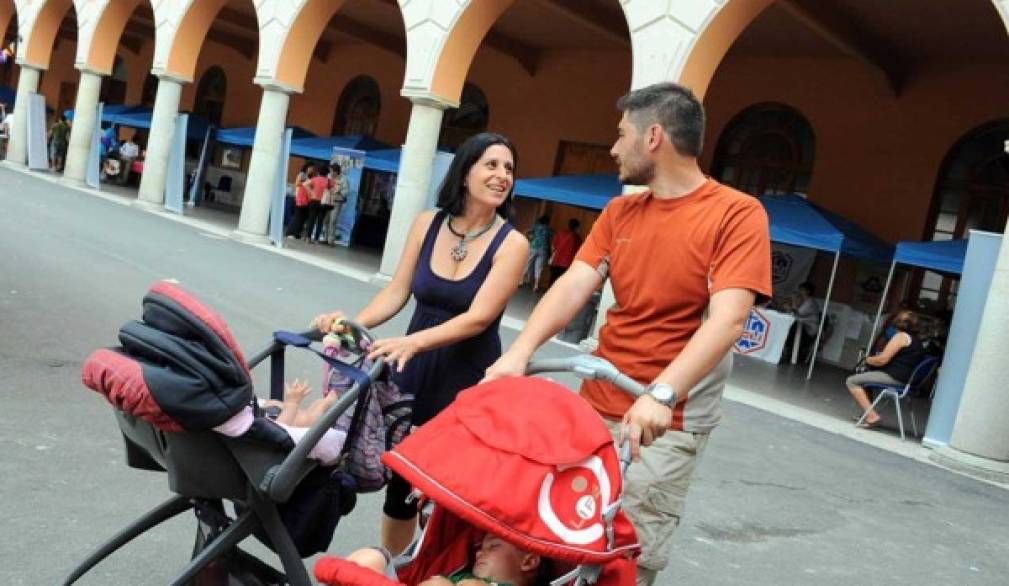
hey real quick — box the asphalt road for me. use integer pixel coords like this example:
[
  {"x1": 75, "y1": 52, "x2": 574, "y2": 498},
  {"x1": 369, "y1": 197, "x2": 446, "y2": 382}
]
[{"x1": 1, "y1": 167, "x2": 1007, "y2": 585}]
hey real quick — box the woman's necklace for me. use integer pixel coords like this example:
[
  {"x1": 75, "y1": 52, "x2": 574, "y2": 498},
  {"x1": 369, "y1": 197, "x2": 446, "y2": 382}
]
[{"x1": 446, "y1": 215, "x2": 497, "y2": 262}]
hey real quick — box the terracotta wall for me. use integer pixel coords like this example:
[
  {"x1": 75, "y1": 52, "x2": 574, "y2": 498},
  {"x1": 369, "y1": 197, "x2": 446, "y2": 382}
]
[
  {"x1": 700, "y1": 55, "x2": 1009, "y2": 245},
  {"x1": 466, "y1": 47, "x2": 631, "y2": 178},
  {"x1": 37, "y1": 36, "x2": 77, "y2": 113}
]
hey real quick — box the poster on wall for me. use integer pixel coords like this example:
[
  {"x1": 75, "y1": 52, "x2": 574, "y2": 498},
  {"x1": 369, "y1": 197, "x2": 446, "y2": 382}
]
[
  {"x1": 26, "y1": 93, "x2": 48, "y2": 171},
  {"x1": 733, "y1": 307, "x2": 795, "y2": 364},
  {"x1": 771, "y1": 243, "x2": 816, "y2": 300},
  {"x1": 426, "y1": 151, "x2": 455, "y2": 208},
  {"x1": 85, "y1": 102, "x2": 103, "y2": 189},
  {"x1": 164, "y1": 114, "x2": 189, "y2": 215},
  {"x1": 330, "y1": 147, "x2": 366, "y2": 246},
  {"x1": 270, "y1": 128, "x2": 294, "y2": 247}
]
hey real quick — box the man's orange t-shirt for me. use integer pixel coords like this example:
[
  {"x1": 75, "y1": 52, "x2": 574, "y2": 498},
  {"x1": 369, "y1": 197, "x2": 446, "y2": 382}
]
[{"x1": 574, "y1": 179, "x2": 772, "y2": 429}]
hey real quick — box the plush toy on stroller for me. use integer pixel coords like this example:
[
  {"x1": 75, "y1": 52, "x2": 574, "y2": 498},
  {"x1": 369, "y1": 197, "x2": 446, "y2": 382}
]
[{"x1": 316, "y1": 357, "x2": 646, "y2": 586}]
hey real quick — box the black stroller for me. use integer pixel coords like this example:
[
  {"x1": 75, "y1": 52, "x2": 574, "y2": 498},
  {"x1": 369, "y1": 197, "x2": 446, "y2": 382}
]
[{"x1": 62, "y1": 282, "x2": 386, "y2": 586}]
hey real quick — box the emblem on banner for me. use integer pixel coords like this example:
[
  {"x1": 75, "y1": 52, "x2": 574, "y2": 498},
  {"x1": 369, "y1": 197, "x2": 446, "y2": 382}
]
[
  {"x1": 734, "y1": 309, "x2": 770, "y2": 354},
  {"x1": 772, "y1": 250, "x2": 794, "y2": 285},
  {"x1": 536, "y1": 456, "x2": 612, "y2": 545}
]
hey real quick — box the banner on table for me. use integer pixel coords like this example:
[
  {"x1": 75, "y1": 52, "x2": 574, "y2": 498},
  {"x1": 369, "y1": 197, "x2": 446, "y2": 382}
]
[
  {"x1": 771, "y1": 243, "x2": 816, "y2": 298},
  {"x1": 330, "y1": 147, "x2": 366, "y2": 246},
  {"x1": 733, "y1": 308, "x2": 795, "y2": 364}
]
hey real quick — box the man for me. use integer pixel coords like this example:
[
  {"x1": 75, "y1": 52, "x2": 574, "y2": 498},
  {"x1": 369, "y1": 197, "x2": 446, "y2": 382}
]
[
  {"x1": 548, "y1": 217, "x2": 581, "y2": 285},
  {"x1": 484, "y1": 82, "x2": 771, "y2": 586},
  {"x1": 118, "y1": 134, "x2": 141, "y2": 185},
  {"x1": 48, "y1": 115, "x2": 71, "y2": 172},
  {"x1": 324, "y1": 162, "x2": 350, "y2": 245}
]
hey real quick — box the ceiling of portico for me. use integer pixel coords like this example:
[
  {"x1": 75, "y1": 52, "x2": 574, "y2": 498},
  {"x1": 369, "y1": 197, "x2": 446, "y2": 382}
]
[{"x1": 728, "y1": 0, "x2": 1009, "y2": 64}]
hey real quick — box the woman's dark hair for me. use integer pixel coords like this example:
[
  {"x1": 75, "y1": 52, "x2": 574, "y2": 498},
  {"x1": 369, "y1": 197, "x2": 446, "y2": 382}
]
[
  {"x1": 436, "y1": 132, "x2": 518, "y2": 219},
  {"x1": 331, "y1": 162, "x2": 342, "y2": 174},
  {"x1": 537, "y1": 215, "x2": 550, "y2": 225},
  {"x1": 568, "y1": 218, "x2": 581, "y2": 231},
  {"x1": 893, "y1": 310, "x2": 919, "y2": 334},
  {"x1": 799, "y1": 282, "x2": 815, "y2": 296},
  {"x1": 300, "y1": 161, "x2": 314, "y2": 174}
]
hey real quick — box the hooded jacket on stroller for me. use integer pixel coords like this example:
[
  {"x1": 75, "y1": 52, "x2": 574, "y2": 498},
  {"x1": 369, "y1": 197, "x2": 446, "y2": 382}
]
[{"x1": 316, "y1": 376, "x2": 640, "y2": 586}]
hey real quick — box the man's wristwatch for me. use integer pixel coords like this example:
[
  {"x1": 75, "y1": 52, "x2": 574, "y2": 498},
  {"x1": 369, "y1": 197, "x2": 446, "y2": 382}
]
[{"x1": 644, "y1": 382, "x2": 677, "y2": 406}]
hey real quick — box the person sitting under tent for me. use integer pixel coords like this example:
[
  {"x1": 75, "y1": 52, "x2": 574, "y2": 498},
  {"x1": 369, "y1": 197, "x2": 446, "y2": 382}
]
[
  {"x1": 780, "y1": 282, "x2": 820, "y2": 363},
  {"x1": 117, "y1": 134, "x2": 141, "y2": 185},
  {"x1": 845, "y1": 309, "x2": 925, "y2": 429}
]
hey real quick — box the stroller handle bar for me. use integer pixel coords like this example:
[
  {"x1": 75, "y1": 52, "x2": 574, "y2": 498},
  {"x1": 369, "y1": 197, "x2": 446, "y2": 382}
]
[
  {"x1": 526, "y1": 355, "x2": 645, "y2": 398},
  {"x1": 259, "y1": 328, "x2": 386, "y2": 504}
]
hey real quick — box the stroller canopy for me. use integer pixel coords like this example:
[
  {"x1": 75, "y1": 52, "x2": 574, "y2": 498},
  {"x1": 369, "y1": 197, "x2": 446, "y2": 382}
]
[
  {"x1": 383, "y1": 377, "x2": 639, "y2": 565},
  {"x1": 82, "y1": 281, "x2": 253, "y2": 432}
]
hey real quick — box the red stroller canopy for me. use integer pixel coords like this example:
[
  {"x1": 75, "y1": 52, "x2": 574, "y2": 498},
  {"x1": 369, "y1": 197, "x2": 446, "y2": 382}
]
[{"x1": 383, "y1": 377, "x2": 640, "y2": 566}]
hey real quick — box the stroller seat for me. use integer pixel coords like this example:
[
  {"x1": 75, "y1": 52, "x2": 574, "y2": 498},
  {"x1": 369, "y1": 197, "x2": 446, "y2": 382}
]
[{"x1": 63, "y1": 282, "x2": 381, "y2": 586}]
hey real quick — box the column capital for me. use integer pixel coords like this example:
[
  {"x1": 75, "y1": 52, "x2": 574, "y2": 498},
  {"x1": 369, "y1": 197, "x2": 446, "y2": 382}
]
[
  {"x1": 74, "y1": 64, "x2": 107, "y2": 78},
  {"x1": 150, "y1": 69, "x2": 192, "y2": 85},
  {"x1": 400, "y1": 89, "x2": 458, "y2": 110},
  {"x1": 14, "y1": 61, "x2": 47, "y2": 73},
  {"x1": 253, "y1": 77, "x2": 302, "y2": 95}
]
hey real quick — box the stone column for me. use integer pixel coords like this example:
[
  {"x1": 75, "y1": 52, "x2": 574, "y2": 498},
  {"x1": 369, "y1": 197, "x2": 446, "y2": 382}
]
[
  {"x1": 5, "y1": 65, "x2": 44, "y2": 166},
  {"x1": 235, "y1": 85, "x2": 292, "y2": 242},
  {"x1": 63, "y1": 69, "x2": 104, "y2": 183},
  {"x1": 932, "y1": 174, "x2": 1009, "y2": 482},
  {"x1": 136, "y1": 74, "x2": 185, "y2": 209},
  {"x1": 378, "y1": 96, "x2": 451, "y2": 278}
]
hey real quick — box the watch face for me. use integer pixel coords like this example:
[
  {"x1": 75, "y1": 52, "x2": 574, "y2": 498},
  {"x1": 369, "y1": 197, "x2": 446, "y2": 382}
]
[{"x1": 649, "y1": 384, "x2": 674, "y2": 404}]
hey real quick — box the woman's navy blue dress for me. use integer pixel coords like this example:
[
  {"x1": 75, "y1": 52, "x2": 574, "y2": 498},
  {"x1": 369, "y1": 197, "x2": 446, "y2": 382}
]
[
  {"x1": 384, "y1": 210, "x2": 513, "y2": 519},
  {"x1": 394, "y1": 210, "x2": 514, "y2": 425}
]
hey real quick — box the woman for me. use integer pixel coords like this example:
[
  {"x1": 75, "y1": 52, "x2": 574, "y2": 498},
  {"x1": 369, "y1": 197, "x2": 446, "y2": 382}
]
[
  {"x1": 845, "y1": 309, "x2": 925, "y2": 428},
  {"x1": 304, "y1": 162, "x2": 333, "y2": 243},
  {"x1": 285, "y1": 162, "x2": 315, "y2": 240},
  {"x1": 323, "y1": 162, "x2": 350, "y2": 245},
  {"x1": 313, "y1": 132, "x2": 528, "y2": 554}
]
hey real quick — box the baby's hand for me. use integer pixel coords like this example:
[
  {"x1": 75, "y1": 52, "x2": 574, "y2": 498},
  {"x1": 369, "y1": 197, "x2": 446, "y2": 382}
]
[{"x1": 284, "y1": 379, "x2": 311, "y2": 404}]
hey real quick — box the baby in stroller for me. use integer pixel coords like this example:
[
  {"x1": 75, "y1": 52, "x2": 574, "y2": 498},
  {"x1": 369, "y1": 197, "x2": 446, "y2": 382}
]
[{"x1": 347, "y1": 533, "x2": 546, "y2": 586}]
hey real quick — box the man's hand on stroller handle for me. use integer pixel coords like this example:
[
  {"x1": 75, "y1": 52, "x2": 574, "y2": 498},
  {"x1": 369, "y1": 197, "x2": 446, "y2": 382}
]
[
  {"x1": 620, "y1": 395, "x2": 673, "y2": 461},
  {"x1": 482, "y1": 347, "x2": 533, "y2": 383}
]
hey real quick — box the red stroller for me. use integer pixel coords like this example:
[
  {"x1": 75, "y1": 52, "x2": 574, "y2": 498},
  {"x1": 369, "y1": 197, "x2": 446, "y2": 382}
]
[{"x1": 316, "y1": 357, "x2": 646, "y2": 586}]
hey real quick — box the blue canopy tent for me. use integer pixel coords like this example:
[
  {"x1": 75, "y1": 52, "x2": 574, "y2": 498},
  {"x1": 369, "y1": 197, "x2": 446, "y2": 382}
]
[
  {"x1": 64, "y1": 104, "x2": 147, "y2": 123},
  {"x1": 866, "y1": 238, "x2": 968, "y2": 357},
  {"x1": 758, "y1": 194, "x2": 894, "y2": 378},
  {"x1": 289, "y1": 134, "x2": 389, "y2": 160},
  {"x1": 217, "y1": 125, "x2": 315, "y2": 148},
  {"x1": 360, "y1": 147, "x2": 458, "y2": 174},
  {"x1": 114, "y1": 109, "x2": 210, "y2": 141},
  {"x1": 513, "y1": 174, "x2": 623, "y2": 210}
]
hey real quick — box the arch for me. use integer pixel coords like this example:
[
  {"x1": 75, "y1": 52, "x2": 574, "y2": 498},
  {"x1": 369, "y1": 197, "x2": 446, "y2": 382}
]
[
  {"x1": 1, "y1": 0, "x2": 16, "y2": 87},
  {"x1": 711, "y1": 102, "x2": 816, "y2": 197},
  {"x1": 164, "y1": 0, "x2": 235, "y2": 81},
  {"x1": 429, "y1": 0, "x2": 514, "y2": 102},
  {"x1": 332, "y1": 75, "x2": 381, "y2": 136},
  {"x1": 274, "y1": 0, "x2": 349, "y2": 90},
  {"x1": 439, "y1": 82, "x2": 489, "y2": 150},
  {"x1": 193, "y1": 65, "x2": 227, "y2": 126},
  {"x1": 22, "y1": 0, "x2": 74, "y2": 69},
  {"x1": 85, "y1": 0, "x2": 145, "y2": 74},
  {"x1": 678, "y1": 0, "x2": 773, "y2": 98}
]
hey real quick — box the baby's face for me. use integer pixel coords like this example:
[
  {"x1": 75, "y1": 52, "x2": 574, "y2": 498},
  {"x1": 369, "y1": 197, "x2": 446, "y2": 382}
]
[{"x1": 472, "y1": 535, "x2": 525, "y2": 583}]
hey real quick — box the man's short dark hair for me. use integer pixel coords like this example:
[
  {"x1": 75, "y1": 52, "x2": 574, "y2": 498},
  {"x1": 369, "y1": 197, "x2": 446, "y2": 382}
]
[
  {"x1": 616, "y1": 82, "x2": 705, "y2": 157},
  {"x1": 799, "y1": 282, "x2": 815, "y2": 295}
]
